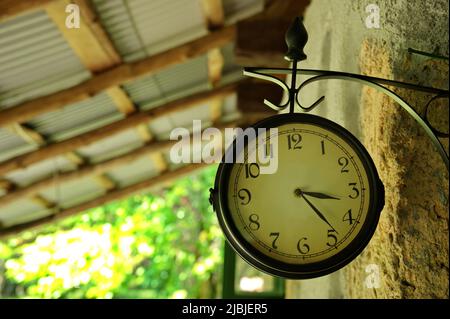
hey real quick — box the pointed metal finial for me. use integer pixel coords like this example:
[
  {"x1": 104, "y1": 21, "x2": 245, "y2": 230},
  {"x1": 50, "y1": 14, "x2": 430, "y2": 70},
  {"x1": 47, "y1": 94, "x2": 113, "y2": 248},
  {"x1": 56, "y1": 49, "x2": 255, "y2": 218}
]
[{"x1": 285, "y1": 16, "x2": 308, "y2": 62}]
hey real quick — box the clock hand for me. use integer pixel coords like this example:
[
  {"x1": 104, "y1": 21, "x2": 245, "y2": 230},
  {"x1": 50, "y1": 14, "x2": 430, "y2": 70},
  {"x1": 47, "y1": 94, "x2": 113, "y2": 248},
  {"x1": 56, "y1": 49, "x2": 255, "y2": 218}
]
[
  {"x1": 296, "y1": 189, "x2": 339, "y2": 234},
  {"x1": 302, "y1": 191, "x2": 340, "y2": 200}
]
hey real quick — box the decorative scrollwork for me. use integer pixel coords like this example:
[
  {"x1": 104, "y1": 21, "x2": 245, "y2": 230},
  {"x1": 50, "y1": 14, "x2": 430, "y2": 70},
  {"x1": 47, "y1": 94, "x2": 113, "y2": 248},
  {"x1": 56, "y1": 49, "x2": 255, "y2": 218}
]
[{"x1": 243, "y1": 67, "x2": 449, "y2": 171}]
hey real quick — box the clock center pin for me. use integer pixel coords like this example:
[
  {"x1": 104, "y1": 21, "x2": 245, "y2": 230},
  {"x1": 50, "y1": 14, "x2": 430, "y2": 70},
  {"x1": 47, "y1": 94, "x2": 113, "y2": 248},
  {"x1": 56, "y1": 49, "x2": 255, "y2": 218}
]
[{"x1": 294, "y1": 188, "x2": 303, "y2": 197}]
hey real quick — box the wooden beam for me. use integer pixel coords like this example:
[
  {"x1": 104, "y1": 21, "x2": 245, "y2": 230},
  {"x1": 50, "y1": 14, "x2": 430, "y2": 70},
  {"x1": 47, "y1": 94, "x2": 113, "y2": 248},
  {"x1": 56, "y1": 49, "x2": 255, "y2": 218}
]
[
  {"x1": 30, "y1": 194, "x2": 55, "y2": 209},
  {"x1": 6, "y1": 124, "x2": 46, "y2": 146},
  {"x1": 64, "y1": 151, "x2": 85, "y2": 166},
  {"x1": 0, "y1": 82, "x2": 239, "y2": 176},
  {"x1": 209, "y1": 98, "x2": 223, "y2": 122},
  {"x1": 47, "y1": 0, "x2": 138, "y2": 132},
  {"x1": 136, "y1": 124, "x2": 154, "y2": 142},
  {"x1": 207, "y1": 48, "x2": 225, "y2": 88},
  {"x1": 0, "y1": 120, "x2": 242, "y2": 208},
  {"x1": 94, "y1": 174, "x2": 116, "y2": 191},
  {"x1": 74, "y1": 0, "x2": 122, "y2": 66},
  {"x1": 150, "y1": 153, "x2": 168, "y2": 173},
  {"x1": 0, "y1": 26, "x2": 236, "y2": 127},
  {"x1": 0, "y1": 0, "x2": 54, "y2": 22},
  {"x1": 201, "y1": 0, "x2": 225, "y2": 88},
  {"x1": 46, "y1": 0, "x2": 121, "y2": 71},
  {"x1": 201, "y1": 0, "x2": 225, "y2": 30},
  {"x1": 0, "y1": 179, "x2": 13, "y2": 191},
  {"x1": 47, "y1": 0, "x2": 136, "y2": 120},
  {"x1": 0, "y1": 163, "x2": 209, "y2": 238},
  {"x1": 106, "y1": 86, "x2": 136, "y2": 115}
]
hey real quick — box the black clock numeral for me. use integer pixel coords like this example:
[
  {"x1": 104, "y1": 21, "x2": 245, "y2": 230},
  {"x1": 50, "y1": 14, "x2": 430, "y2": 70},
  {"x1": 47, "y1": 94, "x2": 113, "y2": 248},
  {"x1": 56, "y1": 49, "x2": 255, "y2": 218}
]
[
  {"x1": 348, "y1": 182, "x2": 360, "y2": 199},
  {"x1": 338, "y1": 156, "x2": 349, "y2": 173},
  {"x1": 297, "y1": 237, "x2": 310, "y2": 254},
  {"x1": 326, "y1": 229, "x2": 338, "y2": 247},
  {"x1": 269, "y1": 232, "x2": 280, "y2": 249},
  {"x1": 248, "y1": 214, "x2": 260, "y2": 231},
  {"x1": 245, "y1": 163, "x2": 260, "y2": 179},
  {"x1": 343, "y1": 209, "x2": 355, "y2": 225},
  {"x1": 321, "y1": 140, "x2": 325, "y2": 155},
  {"x1": 287, "y1": 133, "x2": 302, "y2": 150},
  {"x1": 238, "y1": 188, "x2": 251, "y2": 205}
]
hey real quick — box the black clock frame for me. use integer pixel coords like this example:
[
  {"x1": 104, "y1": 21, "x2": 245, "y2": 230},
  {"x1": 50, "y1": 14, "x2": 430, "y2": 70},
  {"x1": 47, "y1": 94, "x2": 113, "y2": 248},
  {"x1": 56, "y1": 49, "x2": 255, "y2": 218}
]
[{"x1": 210, "y1": 113, "x2": 385, "y2": 279}]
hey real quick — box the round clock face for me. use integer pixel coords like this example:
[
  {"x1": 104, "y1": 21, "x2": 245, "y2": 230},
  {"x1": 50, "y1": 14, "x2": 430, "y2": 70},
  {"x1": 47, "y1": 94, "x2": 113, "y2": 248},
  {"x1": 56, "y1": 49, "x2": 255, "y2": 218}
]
[{"x1": 212, "y1": 113, "x2": 384, "y2": 279}]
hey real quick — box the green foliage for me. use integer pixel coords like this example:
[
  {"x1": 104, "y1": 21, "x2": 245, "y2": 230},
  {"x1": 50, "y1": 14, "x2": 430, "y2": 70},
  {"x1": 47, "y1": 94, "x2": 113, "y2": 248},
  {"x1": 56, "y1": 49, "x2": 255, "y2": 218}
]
[{"x1": 0, "y1": 166, "x2": 223, "y2": 299}]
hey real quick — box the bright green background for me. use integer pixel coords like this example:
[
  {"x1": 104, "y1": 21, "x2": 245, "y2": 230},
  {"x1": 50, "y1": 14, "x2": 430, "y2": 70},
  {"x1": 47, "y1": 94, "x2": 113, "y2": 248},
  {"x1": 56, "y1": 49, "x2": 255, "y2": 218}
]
[{"x1": 0, "y1": 166, "x2": 223, "y2": 299}]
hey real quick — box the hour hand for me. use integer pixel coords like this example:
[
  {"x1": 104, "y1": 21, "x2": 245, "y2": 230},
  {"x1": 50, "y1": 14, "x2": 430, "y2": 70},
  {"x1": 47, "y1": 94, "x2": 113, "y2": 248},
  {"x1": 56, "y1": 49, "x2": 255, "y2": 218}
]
[{"x1": 302, "y1": 191, "x2": 340, "y2": 200}]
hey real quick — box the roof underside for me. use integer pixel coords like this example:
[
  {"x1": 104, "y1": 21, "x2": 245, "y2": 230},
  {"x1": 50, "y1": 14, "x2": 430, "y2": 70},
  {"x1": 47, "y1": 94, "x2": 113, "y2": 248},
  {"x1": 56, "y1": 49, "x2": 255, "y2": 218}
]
[{"x1": 0, "y1": 0, "x2": 264, "y2": 231}]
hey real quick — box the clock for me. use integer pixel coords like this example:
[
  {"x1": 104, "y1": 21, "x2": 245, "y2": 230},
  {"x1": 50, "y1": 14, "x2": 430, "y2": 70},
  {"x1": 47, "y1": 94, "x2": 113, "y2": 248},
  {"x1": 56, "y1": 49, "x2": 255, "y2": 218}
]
[{"x1": 209, "y1": 113, "x2": 384, "y2": 279}]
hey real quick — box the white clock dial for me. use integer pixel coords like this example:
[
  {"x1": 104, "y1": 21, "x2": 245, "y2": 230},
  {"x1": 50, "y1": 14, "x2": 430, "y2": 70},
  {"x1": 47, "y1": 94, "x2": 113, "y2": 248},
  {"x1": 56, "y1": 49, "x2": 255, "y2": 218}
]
[
  {"x1": 227, "y1": 123, "x2": 371, "y2": 265},
  {"x1": 212, "y1": 113, "x2": 384, "y2": 279}
]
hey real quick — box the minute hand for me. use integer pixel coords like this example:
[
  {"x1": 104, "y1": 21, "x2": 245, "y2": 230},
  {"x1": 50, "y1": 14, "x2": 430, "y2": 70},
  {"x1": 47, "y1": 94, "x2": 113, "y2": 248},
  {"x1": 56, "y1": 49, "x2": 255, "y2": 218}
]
[
  {"x1": 301, "y1": 194, "x2": 339, "y2": 234},
  {"x1": 302, "y1": 191, "x2": 340, "y2": 200}
]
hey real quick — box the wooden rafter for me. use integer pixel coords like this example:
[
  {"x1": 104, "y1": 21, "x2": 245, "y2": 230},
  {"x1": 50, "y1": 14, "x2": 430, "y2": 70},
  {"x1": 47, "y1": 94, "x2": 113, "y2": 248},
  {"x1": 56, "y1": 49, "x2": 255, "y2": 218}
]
[
  {"x1": 150, "y1": 153, "x2": 168, "y2": 173},
  {"x1": 207, "y1": 48, "x2": 225, "y2": 88},
  {"x1": 0, "y1": 26, "x2": 236, "y2": 127},
  {"x1": 0, "y1": 163, "x2": 209, "y2": 238},
  {"x1": 64, "y1": 151, "x2": 85, "y2": 166},
  {"x1": 106, "y1": 87, "x2": 136, "y2": 115},
  {"x1": 30, "y1": 194, "x2": 55, "y2": 209},
  {"x1": 0, "y1": 179, "x2": 13, "y2": 191},
  {"x1": 0, "y1": 0, "x2": 54, "y2": 22},
  {"x1": 0, "y1": 82, "x2": 239, "y2": 176},
  {"x1": 46, "y1": 0, "x2": 121, "y2": 71},
  {"x1": 201, "y1": 0, "x2": 225, "y2": 88},
  {"x1": 0, "y1": 120, "x2": 242, "y2": 208},
  {"x1": 201, "y1": 0, "x2": 225, "y2": 30},
  {"x1": 46, "y1": 0, "x2": 137, "y2": 119},
  {"x1": 94, "y1": 174, "x2": 116, "y2": 191},
  {"x1": 46, "y1": 1, "x2": 138, "y2": 194},
  {"x1": 5, "y1": 123, "x2": 46, "y2": 146}
]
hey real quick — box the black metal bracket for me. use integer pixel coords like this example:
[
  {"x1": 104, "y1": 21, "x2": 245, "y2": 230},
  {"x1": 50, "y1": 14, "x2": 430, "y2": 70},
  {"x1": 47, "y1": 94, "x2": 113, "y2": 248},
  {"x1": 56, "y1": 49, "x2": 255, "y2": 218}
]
[{"x1": 243, "y1": 17, "x2": 449, "y2": 170}]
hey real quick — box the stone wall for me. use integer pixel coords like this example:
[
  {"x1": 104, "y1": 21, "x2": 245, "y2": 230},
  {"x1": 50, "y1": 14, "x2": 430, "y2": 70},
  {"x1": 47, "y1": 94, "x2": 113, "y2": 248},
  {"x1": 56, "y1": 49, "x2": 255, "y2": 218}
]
[{"x1": 286, "y1": 0, "x2": 448, "y2": 299}]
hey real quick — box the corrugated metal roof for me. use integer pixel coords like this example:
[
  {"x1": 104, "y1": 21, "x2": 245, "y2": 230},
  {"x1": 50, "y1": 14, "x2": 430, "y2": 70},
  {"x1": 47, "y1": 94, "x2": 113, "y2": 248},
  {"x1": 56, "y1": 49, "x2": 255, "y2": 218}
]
[
  {"x1": 0, "y1": 10, "x2": 91, "y2": 110},
  {"x1": 170, "y1": 103, "x2": 211, "y2": 127},
  {"x1": 221, "y1": 93, "x2": 241, "y2": 122},
  {"x1": 0, "y1": 0, "x2": 253, "y2": 231},
  {"x1": 92, "y1": 0, "x2": 145, "y2": 61},
  {"x1": 127, "y1": 0, "x2": 208, "y2": 56},
  {"x1": 0, "y1": 199, "x2": 52, "y2": 228},
  {"x1": 5, "y1": 155, "x2": 78, "y2": 187},
  {"x1": 27, "y1": 93, "x2": 124, "y2": 142},
  {"x1": 77, "y1": 128, "x2": 145, "y2": 163},
  {"x1": 123, "y1": 55, "x2": 209, "y2": 110},
  {"x1": 122, "y1": 74, "x2": 163, "y2": 107},
  {"x1": 108, "y1": 156, "x2": 160, "y2": 188},
  {"x1": 155, "y1": 55, "x2": 209, "y2": 98},
  {"x1": 93, "y1": 0, "x2": 208, "y2": 61},
  {"x1": 0, "y1": 129, "x2": 37, "y2": 163},
  {"x1": 39, "y1": 176, "x2": 105, "y2": 209}
]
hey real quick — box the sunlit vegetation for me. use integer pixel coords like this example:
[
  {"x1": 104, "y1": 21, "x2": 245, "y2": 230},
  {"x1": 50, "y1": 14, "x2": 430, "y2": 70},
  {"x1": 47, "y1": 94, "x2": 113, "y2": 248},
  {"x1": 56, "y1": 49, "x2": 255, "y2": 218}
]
[{"x1": 0, "y1": 166, "x2": 223, "y2": 299}]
